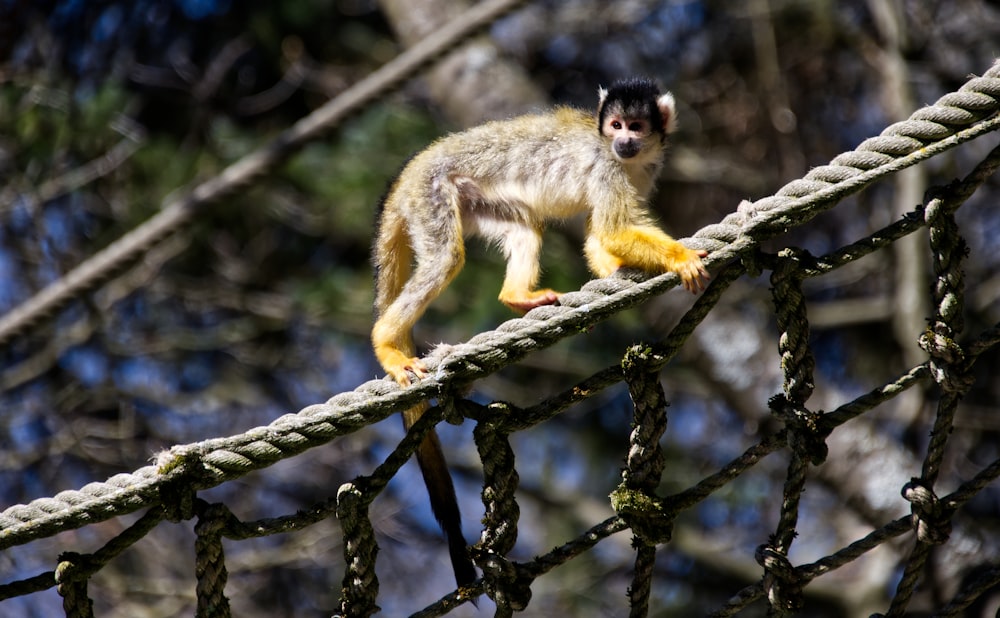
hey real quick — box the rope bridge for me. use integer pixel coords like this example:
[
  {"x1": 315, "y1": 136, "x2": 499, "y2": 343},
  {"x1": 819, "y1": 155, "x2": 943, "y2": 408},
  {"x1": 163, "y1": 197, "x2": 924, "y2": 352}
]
[{"x1": 2, "y1": 1, "x2": 1000, "y2": 614}]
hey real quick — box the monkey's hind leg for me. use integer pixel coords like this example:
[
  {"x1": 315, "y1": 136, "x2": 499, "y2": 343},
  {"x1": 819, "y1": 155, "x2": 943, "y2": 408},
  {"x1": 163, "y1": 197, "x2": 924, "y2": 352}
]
[
  {"x1": 373, "y1": 210, "x2": 424, "y2": 385},
  {"x1": 373, "y1": 221, "x2": 478, "y2": 587},
  {"x1": 495, "y1": 221, "x2": 560, "y2": 312},
  {"x1": 372, "y1": 232, "x2": 465, "y2": 384}
]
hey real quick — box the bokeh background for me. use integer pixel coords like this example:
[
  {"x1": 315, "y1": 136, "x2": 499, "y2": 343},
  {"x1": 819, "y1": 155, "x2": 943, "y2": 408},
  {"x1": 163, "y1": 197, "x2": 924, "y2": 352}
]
[{"x1": 1, "y1": 1, "x2": 999, "y2": 616}]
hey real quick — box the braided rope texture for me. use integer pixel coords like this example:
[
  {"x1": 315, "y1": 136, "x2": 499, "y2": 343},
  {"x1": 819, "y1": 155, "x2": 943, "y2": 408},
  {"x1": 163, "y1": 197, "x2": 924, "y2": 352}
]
[
  {"x1": 2, "y1": 58, "x2": 999, "y2": 557},
  {"x1": 2, "y1": 36, "x2": 1000, "y2": 614}
]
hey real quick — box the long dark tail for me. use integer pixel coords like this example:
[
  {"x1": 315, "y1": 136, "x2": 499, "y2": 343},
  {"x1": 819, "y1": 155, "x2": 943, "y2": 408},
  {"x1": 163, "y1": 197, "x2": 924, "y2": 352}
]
[
  {"x1": 376, "y1": 187, "x2": 475, "y2": 588},
  {"x1": 404, "y1": 402, "x2": 477, "y2": 588}
]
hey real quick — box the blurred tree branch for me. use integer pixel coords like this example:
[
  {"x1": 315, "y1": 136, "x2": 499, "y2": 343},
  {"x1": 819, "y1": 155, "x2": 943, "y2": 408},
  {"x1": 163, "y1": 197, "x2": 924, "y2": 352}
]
[{"x1": 378, "y1": 0, "x2": 547, "y2": 126}]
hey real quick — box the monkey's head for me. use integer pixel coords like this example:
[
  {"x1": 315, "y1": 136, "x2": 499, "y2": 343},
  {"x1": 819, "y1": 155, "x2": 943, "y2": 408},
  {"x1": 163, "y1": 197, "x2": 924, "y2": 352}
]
[{"x1": 597, "y1": 77, "x2": 676, "y2": 162}]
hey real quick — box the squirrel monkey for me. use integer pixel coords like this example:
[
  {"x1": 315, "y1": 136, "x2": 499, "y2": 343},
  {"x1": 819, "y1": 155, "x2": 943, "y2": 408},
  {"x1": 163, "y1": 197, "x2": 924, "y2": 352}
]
[{"x1": 371, "y1": 77, "x2": 709, "y2": 588}]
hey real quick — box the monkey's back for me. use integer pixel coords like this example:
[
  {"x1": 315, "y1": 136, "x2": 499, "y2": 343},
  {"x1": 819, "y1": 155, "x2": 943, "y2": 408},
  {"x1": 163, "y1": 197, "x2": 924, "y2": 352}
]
[
  {"x1": 387, "y1": 107, "x2": 609, "y2": 227},
  {"x1": 428, "y1": 107, "x2": 601, "y2": 176}
]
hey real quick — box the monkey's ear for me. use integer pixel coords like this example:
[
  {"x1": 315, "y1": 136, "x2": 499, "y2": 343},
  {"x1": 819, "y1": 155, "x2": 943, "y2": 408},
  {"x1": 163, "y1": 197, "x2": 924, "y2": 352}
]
[
  {"x1": 597, "y1": 86, "x2": 608, "y2": 107},
  {"x1": 657, "y1": 92, "x2": 677, "y2": 134}
]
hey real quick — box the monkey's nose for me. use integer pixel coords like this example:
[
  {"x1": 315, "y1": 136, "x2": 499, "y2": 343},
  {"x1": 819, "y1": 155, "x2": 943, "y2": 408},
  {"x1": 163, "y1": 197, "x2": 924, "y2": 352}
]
[{"x1": 614, "y1": 139, "x2": 641, "y2": 158}]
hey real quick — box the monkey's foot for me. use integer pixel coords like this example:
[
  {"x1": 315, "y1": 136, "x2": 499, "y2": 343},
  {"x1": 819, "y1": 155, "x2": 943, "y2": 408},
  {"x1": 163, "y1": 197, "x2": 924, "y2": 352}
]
[
  {"x1": 499, "y1": 289, "x2": 561, "y2": 314},
  {"x1": 376, "y1": 346, "x2": 427, "y2": 386},
  {"x1": 674, "y1": 249, "x2": 710, "y2": 294}
]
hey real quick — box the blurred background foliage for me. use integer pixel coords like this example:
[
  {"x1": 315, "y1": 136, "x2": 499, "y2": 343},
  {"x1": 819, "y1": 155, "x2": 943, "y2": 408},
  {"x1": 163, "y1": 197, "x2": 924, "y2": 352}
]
[{"x1": 1, "y1": 0, "x2": 1000, "y2": 616}]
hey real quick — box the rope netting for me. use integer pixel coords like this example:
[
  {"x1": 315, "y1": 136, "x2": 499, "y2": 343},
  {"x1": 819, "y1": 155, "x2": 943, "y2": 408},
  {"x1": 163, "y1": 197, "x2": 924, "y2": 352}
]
[{"x1": 2, "y1": 2, "x2": 1000, "y2": 616}]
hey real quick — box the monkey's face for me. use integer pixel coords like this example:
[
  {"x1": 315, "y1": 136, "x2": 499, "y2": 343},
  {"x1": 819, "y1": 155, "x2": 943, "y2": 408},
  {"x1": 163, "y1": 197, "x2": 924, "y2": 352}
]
[
  {"x1": 602, "y1": 113, "x2": 657, "y2": 162},
  {"x1": 597, "y1": 79, "x2": 674, "y2": 164}
]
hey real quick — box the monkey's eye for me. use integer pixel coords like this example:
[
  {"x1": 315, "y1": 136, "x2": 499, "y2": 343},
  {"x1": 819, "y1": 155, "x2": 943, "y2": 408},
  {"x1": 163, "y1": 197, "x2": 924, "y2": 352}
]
[
  {"x1": 628, "y1": 121, "x2": 645, "y2": 132},
  {"x1": 611, "y1": 120, "x2": 623, "y2": 130}
]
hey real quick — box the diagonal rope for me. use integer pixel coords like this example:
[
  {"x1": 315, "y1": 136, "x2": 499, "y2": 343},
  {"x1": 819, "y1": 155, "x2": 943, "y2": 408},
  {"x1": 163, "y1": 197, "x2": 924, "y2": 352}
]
[
  {"x1": 1, "y1": 60, "x2": 999, "y2": 555},
  {"x1": 709, "y1": 454, "x2": 1000, "y2": 617},
  {"x1": 0, "y1": 0, "x2": 529, "y2": 348}
]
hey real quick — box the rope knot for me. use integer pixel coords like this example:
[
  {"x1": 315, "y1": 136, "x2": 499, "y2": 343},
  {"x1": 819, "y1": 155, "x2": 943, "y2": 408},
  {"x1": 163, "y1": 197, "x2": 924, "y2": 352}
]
[
  {"x1": 159, "y1": 476, "x2": 198, "y2": 522},
  {"x1": 479, "y1": 550, "x2": 531, "y2": 611},
  {"x1": 609, "y1": 485, "x2": 674, "y2": 544},
  {"x1": 902, "y1": 478, "x2": 953, "y2": 544},
  {"x1": 918, "y1": 329, "x2": 974, "y2": 393},
  {"x1": 755, "y1": 543, "x2": 803, "y2": 613},
  {"x1": 56, "y1": 552, "x2": 95, "y2": 617},
  {"x1": 55, "y1": 552, "x2": 92, "y2": 585},
  {"x1": 194, "y1": 501, "x2": 231, "y2": 537},
  {"x1": 768, "y1": 395, "x2": 829, "y2": 465}
]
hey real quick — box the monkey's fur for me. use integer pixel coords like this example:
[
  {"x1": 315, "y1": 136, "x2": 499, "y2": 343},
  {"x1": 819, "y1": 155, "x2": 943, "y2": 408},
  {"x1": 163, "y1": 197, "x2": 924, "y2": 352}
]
[{"x1": 371, "y1": 78, "x2": 708, "y2": 589}]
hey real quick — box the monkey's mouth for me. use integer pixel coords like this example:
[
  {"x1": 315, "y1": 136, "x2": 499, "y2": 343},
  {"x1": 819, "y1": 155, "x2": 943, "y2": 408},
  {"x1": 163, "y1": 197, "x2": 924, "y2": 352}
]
[{"x1": 613, "y1": 140, "x2": 642, "y2": 159}]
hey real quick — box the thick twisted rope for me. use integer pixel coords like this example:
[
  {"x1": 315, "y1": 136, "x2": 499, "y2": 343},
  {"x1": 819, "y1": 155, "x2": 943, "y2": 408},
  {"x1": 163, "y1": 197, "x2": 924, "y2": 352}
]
[
  {"x1": 756, "y1": 249, "x2": 820, "y2": 616},
  {"x1": 688, "y1": 60, "x2": 1000, "y2": 255},
  {"x1": 884, "y1": 171, "x2": 978, "y2": 618},
  {"x1": 709, "y1": 454, "x2": 1000, "y2": 617},
  {"x1": 619, "y1": 349, "x2": 670, "y2": 618},
  {"x1": 2, "y1": 59, "x2": 999, "y2": 559},
  {"x1": 195, "y1": 503, "x2": 233, "y2": 618},
  {"x1": 704, "y1": 145, "x2": 1000, "y2": 616},
  {"x1": 474, "y1": 410, "x2": 526, "y2": 614},
  {"x1": 336, "y1": 482, "x2": 380, "y2": 617}
]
